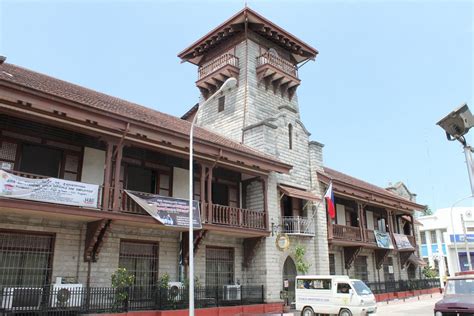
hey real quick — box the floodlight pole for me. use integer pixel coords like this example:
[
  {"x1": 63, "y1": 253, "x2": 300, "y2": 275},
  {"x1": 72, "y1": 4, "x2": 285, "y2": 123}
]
[
  {"x1": 188, "y1": 78, "x2": 237, "y2": 316},
  {"x1": 463, "y1": 145, "x2": 474, "y2": 196}
]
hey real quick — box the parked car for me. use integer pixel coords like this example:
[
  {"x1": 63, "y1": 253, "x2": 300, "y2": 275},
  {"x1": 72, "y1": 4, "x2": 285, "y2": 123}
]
[
  {"x1": 295, "y1": 275, "x2": 377, "y2": 316},
  {"x1": 434, "y1": 271, "x2": 474, "y2": 315}
]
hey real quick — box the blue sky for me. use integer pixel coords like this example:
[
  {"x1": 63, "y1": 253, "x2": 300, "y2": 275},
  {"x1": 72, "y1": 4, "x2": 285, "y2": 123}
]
[{"x1": 1, "y1": 0, "x2": 472, "y2": 210}]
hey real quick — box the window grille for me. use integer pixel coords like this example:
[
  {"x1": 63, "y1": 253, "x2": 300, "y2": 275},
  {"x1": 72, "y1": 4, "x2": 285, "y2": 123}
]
[
  {"x1": 383, "y1": 257, "x2": 394, "y2": 281},
  {"x1": 353, "y1": 256, "x2": 368, "y2": 282},
  {"x1": 0, "y1": 231, "x2": 54, "y2": 289},
  {"x1": 407, "y1": 265, "x2": 416, "y2": 279},
  {"x1": 420, "y1": 231, "x2": 426, "y2": 244},
  {"x1": 218, "y1": 96, "x2": 225, "y2": 112},
  {"x1": 288, "y1": 124, "x2": 293, "y2": 150},
  {"x1": 119, "y1": 241, "x2": 158, "y2": 288},
  {"x1": 0, "y1": 141, "x2": 17, "y2": 170},
  {"x1": 206, "y1": 247, "x2": 234, "y2": 287},
  {"x1": 329, "y1": 254, "x2": 336, "y2": 275},
  {"x1": 430, "y1": 230, "x2": 437, "y2": 244}
]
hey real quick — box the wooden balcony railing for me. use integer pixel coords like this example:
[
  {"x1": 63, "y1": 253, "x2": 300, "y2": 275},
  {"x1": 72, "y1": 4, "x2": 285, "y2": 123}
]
[
  {"x1": 333, "y1": 224, "x2": 362, "y2": 241},
  {"x1": 366, "y1": 229, "x2": 377, "y2": 244},
  {"x1": 256, "y1": 53, "x2": 298, "y2": 78},
  {"x1": 209, "y1": 204, "x2": 266, "y2": 230},
  {"x1": 281, "y1": 216, "x2": 315, "y2": 236},
  {"x1": 407, "y1": 235, "x2": 416, "y2": 247},
  {"x1": 119, "y1": 190, "x2": 266, "y2": 230},
  {"x1": 198, "y1": 53, "x2": 239, "y2": 79}
]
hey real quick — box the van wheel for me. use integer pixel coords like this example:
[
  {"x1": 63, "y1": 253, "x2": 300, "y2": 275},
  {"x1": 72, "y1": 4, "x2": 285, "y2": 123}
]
[
  {"x1": 301, "y1": 306, "x2": 314, "y2": 316},
  {"x1": 338, "y1": 308, "x2": 352, "y2": 316}
]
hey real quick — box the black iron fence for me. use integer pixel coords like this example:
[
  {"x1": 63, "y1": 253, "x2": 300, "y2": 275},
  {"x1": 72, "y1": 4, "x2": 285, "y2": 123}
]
[
  {"x1": 366, "y1": 278, "x2": 440, "y2": 294},
  {"x1": 0, "y1": 285, "x2": 264, "y2": 315}
]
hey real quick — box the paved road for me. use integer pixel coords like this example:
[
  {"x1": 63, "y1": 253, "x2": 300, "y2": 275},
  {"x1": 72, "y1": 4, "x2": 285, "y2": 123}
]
[
  {"x1": 376, "y1": 293, "x2": 443, "y2": 316},
  {"x1": 287, "y1": 293, "x2": 443, "y2": 316}
]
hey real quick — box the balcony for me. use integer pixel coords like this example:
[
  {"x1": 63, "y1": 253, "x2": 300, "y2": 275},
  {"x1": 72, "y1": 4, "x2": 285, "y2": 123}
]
[
  {"x1": 256, "y1": 53, "x2": 300, "y2": 100},
  {"x1": 196, "y1": 53, "x2": 239, "y2": 99},
  {"x1": 281, "y1": 216, "x2": 315, "y2": 236},
  {"x1": 332, "y1": 224, "x2": 363, "y2": 242},
  {"x1": 120, "y1": 190, "x2": 267, "y2": 231}
]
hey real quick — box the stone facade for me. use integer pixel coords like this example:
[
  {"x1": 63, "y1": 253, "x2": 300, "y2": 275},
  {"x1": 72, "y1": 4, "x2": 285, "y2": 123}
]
[{"x1": 195, "y1": 31, "x2": 328, "y2": 302}]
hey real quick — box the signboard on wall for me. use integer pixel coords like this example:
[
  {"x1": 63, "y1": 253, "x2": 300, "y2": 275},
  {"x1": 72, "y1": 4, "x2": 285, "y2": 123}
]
[
  {"x1": 450, "y1": 234, "x2": 474, "y2": 243},
  {"x1": 0, "y1": 170, "x2": 99, "y2": 208},
  {"x1": 394, "y1": 234, "x2": 414, "y2": 250},
  {"x1": 125, "y1": 190, "x2": 202, "y2": 229},
  {"x1": 374, "y1": 230, "x2": 394, "y2": 249}
]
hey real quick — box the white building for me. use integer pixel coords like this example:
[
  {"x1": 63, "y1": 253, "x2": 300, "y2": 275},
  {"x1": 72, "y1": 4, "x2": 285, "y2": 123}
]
[{"x1": 418, "y1": 207, "x2": 474, "y2": 278}]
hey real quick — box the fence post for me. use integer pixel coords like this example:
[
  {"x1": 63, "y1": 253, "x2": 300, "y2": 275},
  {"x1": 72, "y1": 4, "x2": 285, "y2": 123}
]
[
  {"x1": 215, "y1": 286, "x2": 219, "y2": 307},
  {"x1": 261, "y1": 285, "x2": 265, "y2": 303}
]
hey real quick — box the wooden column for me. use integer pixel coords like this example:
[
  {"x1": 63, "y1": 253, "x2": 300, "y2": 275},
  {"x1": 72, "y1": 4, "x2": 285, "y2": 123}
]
[
  {"x1": 102, "y1": 141, "x2": 113, "y2": 211},
  {"x1": 207, "y1": 166, "x2": 213, "y2": 223},
  {"x1": 262, "y1": 176, "x2": 269, "y2": 231},
  {"x1": 200, "y1": 164, "x2": 206, "y2": 222},
  {"x1": 357, "y1": 202, "x2": 366, "y2": 242},
  {"x1": 112, "y1": 143, "x2": 123, "y2": 211},
  {"x1": 409, "y1": 213, "x2": 417, "y2": 248}
]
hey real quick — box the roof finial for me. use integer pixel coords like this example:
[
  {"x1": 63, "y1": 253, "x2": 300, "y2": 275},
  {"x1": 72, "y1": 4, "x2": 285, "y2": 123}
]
[{"x1": 244, "y1": 0, "x2": 247, "y2": 8}]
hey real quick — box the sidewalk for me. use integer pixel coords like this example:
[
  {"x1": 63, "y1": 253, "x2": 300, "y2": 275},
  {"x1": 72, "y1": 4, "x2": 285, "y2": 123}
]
[{"x1": 377, "y1": 292, "x2": 443, "y2": 305}]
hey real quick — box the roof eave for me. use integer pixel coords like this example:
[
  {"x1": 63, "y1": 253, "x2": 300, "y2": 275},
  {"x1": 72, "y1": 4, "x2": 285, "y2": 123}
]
[{"x1": 317, "y1": 171, "x2": 426, "y2": 212}]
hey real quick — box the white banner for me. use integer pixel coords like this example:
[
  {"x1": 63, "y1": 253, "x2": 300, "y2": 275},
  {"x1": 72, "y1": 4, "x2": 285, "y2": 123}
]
[{"x1": 0, "y1": 170, "x2": 99, "y2": 208}]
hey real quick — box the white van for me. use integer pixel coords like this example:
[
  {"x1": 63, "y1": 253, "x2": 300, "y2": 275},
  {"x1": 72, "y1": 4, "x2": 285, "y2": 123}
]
[{"x1": 295, "y1": 275, "x2": 377, "y2": 316}]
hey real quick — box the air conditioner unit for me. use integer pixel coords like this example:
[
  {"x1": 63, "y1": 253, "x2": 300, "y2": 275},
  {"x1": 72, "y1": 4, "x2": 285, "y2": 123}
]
[
  {"x1": 223, "y1": 285, "x2": 241, "y2": 301},
  {"x1": 50, "y1": 283, "x2": 83, "y2": 307},
  {"x1": 168, "y1": 282, "x2": 184, "y2": 301},
  {"x1": 1, "y1": 287, "x2": 43, "y2": 310}
]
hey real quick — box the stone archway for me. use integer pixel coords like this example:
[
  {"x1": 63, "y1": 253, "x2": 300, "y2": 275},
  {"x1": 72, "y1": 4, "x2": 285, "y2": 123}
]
[{"x1": 283, "y1": 256, "x2": 297, "y2": 304}]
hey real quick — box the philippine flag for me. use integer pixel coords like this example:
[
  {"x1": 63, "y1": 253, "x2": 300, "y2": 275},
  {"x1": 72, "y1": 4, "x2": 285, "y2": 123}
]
[{"x1": 324, "y1": 182, "x2": 336, "y2": 219}]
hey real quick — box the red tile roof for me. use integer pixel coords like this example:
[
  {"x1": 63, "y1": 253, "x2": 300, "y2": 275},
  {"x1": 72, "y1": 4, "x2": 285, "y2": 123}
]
[
  {"x1": 0, "y1": 62, "x2": 288, "y2": 167},
  {"x1": 318, "y1": 167, "x2": 426, "y2": 210}
]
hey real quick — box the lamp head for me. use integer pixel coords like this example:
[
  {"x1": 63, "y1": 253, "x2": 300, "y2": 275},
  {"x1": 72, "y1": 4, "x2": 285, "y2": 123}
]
[
  {"x1": 219, "y1": 77, "x2": 237, "y2": 93},
  {"x1": 437, "y1": 103, "x2": 474, "y2": 140}
]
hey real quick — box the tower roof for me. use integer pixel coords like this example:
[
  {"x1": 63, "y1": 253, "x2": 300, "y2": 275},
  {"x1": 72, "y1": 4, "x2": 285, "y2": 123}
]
[{"x1": 178, "y1": 7, "x2": 318, "y2": 65}]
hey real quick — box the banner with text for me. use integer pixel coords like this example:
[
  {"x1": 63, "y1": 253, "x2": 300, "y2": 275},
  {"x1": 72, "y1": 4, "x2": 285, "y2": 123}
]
[
  {"x1": 0, "y1": 170, "x2": 99, "y2": 208},
  {"x1": 375, "y1": 230, "x2": 394, "y2": 249},
  {"x1": 125, "y1": 190, "x2": 202, "y2": 229}
]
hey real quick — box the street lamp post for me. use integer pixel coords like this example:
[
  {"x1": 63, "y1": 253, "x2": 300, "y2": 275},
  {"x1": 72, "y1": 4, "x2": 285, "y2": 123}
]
[
  {"x1": 437, "y1": 103, "x2": 474, "y2": 274},
  {"x1": 188, "y1": 77, "x2": 237, "y2": 316}
]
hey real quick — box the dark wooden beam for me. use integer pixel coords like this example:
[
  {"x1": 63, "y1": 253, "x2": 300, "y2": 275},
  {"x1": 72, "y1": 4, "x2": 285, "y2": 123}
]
[
  {"x1": 344, "y1": 246, "x2": 362, "y2": 270},
  {"x1": 399, "y1": 251, "x2": 413, "y2": 268},
  {"x1": 375, "y1": 249, "x2": 391, "y2": 269},
  {"x1": 84, "y1": 219, "x2": 113, "y2": 262}
]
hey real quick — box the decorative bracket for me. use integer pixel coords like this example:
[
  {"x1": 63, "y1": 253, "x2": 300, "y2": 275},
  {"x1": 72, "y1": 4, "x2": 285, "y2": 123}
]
[
  {"x1": 344, "y1": 246, "x2": 362, "y2": 270},
  {"x1": 84, "y1": 219, "x2": 113, "y2": 262},
  {"x1": 375, "y1": 249, "x2": 391, "y2": 269},
  {"x1": 399, "y1": 251, "x2": 413, "y2": 268}
]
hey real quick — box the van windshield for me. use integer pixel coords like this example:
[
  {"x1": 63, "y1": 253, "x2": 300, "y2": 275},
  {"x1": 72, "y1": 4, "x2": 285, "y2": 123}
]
[{"x1": 351, "y1": 280, "x2": 372, "y2": 295}]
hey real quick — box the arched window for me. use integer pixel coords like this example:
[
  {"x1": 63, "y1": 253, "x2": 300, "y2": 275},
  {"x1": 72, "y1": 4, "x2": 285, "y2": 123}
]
[{"x1": 288, "y1": 124, "x2": 293, "y2": 149}]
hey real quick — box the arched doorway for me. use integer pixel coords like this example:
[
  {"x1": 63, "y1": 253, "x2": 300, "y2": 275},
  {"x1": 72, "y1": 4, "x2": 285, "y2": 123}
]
[{"x1": 283, "y1": 256, "x2": 297, "y2": 304}]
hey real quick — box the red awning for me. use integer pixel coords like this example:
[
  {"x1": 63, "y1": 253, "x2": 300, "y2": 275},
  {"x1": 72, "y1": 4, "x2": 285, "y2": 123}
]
[{"x1": 278, "y1": 185, "x2": 320, "y2": 201}]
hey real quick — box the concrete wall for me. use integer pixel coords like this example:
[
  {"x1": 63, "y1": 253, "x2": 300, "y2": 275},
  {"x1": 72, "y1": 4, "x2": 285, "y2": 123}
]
[{"x1": 0, "y1": 213, "x2": 180, "y2": 287}]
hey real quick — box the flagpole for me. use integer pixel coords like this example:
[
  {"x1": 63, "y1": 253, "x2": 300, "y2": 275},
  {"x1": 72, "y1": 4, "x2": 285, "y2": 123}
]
[{"x1": 304, "y1": 181, "x2": 333, "y2": 234}]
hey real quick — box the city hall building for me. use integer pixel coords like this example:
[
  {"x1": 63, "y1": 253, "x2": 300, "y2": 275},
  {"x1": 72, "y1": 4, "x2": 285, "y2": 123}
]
[{"x1": 0, "y1": 7, "x2": 427, "y2": 314}]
